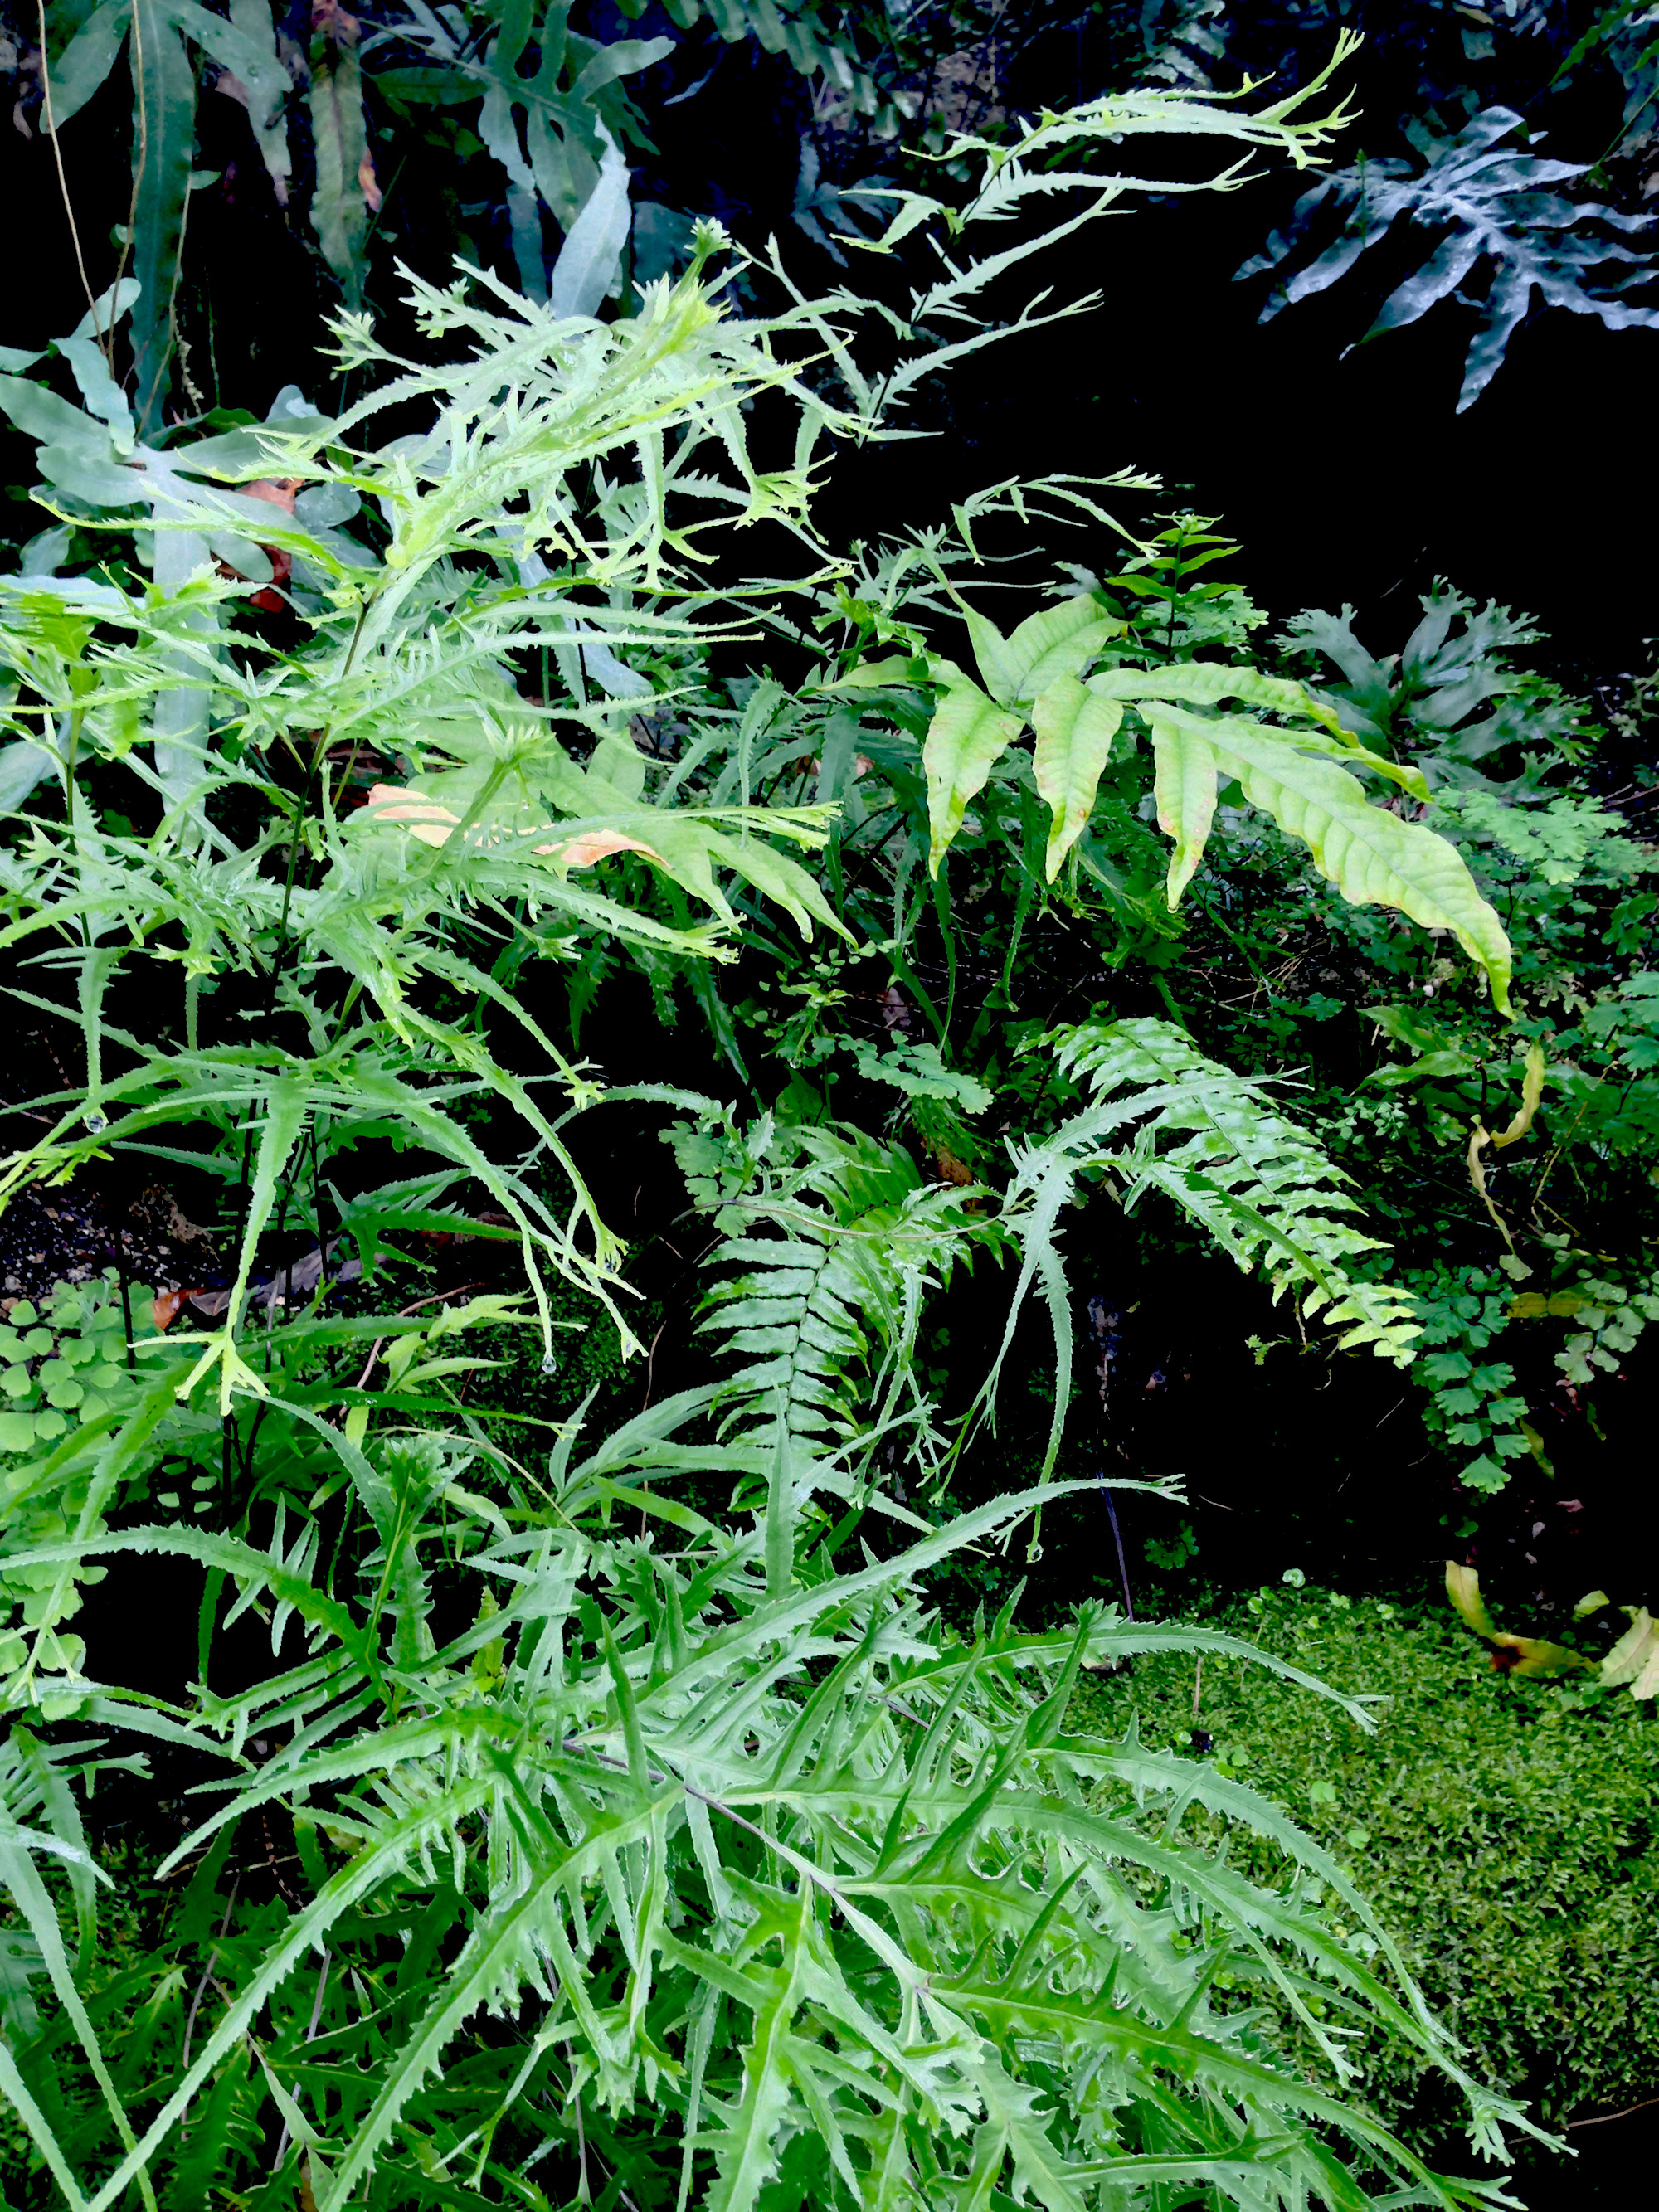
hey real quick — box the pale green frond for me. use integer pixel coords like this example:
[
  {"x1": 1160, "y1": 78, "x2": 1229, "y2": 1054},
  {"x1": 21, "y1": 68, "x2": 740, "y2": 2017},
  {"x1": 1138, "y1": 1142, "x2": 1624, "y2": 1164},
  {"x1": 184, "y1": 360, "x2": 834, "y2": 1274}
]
[
  {"x1": 922, "y1": 678, "x2": 1026, "y2": 875},
  {"x1": 1051, "y1": 1017, "x2": 1423, "y2": 1359},
  {"x1": 1147, "y1": 703, "x2": 1220, "y2": 906},
  {"x1": 1088, "y1": 657, "x2": 1346, "y2": 734},
  {"x1": 912, "y1": 605, "x2": 1504, "y2": 999},
  {"x1": 971, "y1": 1020, "x2": 1423, "y2": 1479},
  {"x1": 1155, "y1": 704, "x2": 1513, "y2": 1010},
  {"x1": 1033, "y1": 674, "x2": 1125, "y2": 879},
  {"x1": 960, "y1": 596, "x2": 1127, "y2": 707}
]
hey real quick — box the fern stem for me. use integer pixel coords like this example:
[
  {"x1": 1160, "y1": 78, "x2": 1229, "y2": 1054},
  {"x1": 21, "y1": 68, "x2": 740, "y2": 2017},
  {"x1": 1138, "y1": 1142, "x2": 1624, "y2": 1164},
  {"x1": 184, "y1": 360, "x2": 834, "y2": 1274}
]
[{"x1": 1098, "y1": 1476, "x2": 1135, "y2": 1620}]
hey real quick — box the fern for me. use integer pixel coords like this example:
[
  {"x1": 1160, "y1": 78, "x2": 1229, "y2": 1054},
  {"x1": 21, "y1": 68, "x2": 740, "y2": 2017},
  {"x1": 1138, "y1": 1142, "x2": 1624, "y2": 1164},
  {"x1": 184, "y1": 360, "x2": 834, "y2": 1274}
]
[
  {"x1": 674, "y1": 1115, "x2": 997, "y2": 1479},
  {"x1": 674, "y1": 1018, "x2": 1421, "y2": 1511},
  {"x1": 912, "y1": 595, "x2": 1514, "y2": 1011},
  {"x1": 756, "y1": 38, "x2": 1359, "y2": 424},
  {"x1": 1280, "y1": 581, "x2": 1592, "y2": 775},
  {"x1": 0, "y1": 52, "x2": 1368, "y2": 1410},
  {"x1": 0, "y1": 47, "x2": 1558, "y2": 2209},
  {"x1": 979, "y1": 1017, "x2": 1424, "y2": 1481},
  {"x1": 1235, "y1": 104, "x2": 1659, "y2": 409},
  {"x1": 0, "y1": 1385, "x2": 1544, "y2": 2211}
]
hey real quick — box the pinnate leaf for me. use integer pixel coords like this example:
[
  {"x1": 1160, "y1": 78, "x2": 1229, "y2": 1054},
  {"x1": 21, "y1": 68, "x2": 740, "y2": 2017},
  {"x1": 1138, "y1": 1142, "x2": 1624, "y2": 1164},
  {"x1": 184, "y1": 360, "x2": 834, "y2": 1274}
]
[
  {"x1": 1032, "y1": 674, "x2": 1123, "y2": 878},
  {"x1": 923, "y1": 676, "x2": 1024, "y2": 874},
  {"x1": 1147, "y1": 705, "x2": 1512, "y2": 1010}
]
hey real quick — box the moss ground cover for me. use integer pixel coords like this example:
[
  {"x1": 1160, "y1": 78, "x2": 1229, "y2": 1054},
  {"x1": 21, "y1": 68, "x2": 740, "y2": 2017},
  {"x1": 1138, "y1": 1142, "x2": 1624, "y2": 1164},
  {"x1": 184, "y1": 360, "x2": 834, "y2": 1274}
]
[{"x1": 1073, "y1": 1578, "x2": 1659, "y2": 2156}]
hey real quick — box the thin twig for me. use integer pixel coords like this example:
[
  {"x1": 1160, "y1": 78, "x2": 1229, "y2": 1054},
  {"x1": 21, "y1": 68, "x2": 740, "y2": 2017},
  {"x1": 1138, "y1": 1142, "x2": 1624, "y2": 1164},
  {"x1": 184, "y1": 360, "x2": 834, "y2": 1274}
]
[
  {"x1": 143, "y1": 170, "x2": 197, "y2": 425},
  {"x1": 271, "y1": 1951, "x2": 331, "y2": 2170},
  {"x1": 640, "y1": 1321, "x2": 665, "y2": 1412},
  {"x1": 36, "y1": 0, "x2": 105, "y2": 353},
  {"x1": 1098, "y1": 1474, "x2": 1134, "y2": 1620},
  {"x1": 353, "y1": 1284, "x2": 489, "y2": 1389},
  {"x1": 178, "y1": 1876, "x2": 241, "y2": 2132},
  {"x1": 1566, "y1": 2090, "x2": 1659, "y2": 2128}
]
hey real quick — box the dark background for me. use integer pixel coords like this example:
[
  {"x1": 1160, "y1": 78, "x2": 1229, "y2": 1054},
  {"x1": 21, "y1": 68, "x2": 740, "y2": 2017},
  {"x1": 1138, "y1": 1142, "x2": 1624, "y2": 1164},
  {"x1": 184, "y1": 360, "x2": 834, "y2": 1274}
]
[{"x1": 7, "y1": 3, "x2": 1659, "y2": 668}]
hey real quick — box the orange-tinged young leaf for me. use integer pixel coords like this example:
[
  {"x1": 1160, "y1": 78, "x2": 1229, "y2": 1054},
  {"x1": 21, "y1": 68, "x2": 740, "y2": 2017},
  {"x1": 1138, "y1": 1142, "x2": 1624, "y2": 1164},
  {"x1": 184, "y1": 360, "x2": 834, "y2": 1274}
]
[{"x1": 361, "y1": 785, "x2": 662, "y2": 868}]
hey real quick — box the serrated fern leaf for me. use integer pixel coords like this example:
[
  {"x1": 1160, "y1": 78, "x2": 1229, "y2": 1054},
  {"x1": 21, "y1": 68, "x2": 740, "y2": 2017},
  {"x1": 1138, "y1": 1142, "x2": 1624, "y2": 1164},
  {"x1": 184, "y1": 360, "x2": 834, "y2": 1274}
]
[
  {"x1": 684, "y1": 1121, "x2": 997, "y2": 1472},
  {"x1": 9, "y1": 1379, "x2": 1547, "y2": 2212},
  {"x1": 918, "y1": 624, "x2": 1510, "y2": 1007},
  {"x1": 978, "y1": 1018, "x2": 1421, "y2": 1480},
  {"x1": 1054, "y1": 1018, "x2": 1423, "y2": 1355}
]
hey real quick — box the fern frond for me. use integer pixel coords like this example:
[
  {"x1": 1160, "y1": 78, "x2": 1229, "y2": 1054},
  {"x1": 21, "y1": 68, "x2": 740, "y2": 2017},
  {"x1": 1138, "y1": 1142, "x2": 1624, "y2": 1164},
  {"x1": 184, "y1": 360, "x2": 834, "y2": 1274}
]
[
  {"x1": 1052, "y1": 1018, "x2": 1420, "y2": 1345},
  {"x1": 915, "y1": 613, "x2": 1511, "y2": 1009},
  {"x1": 683, "y1": 1120, "x2": 998, "y2": 1473},
  {"x1": 977, "y1": 1018, "x2": 1420, "y2": 1481},
  {"x1": 3, "y1": 1373, "x2": 1543, "y2": 2212},
  {"x1": 1238, "y1": 103, "x2": 1659, "y2": 408}
]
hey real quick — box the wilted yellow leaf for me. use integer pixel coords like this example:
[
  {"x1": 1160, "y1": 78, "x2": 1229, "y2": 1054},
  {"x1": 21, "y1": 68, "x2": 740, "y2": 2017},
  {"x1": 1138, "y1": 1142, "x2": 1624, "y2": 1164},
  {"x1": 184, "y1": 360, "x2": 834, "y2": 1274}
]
[
  {"x1": 1599, "y1": 1608, "x2": 1657, "y2": 1690},
  {"x1": 1445, "y1": 1561, "x2": 1497, "y2": 1641}
]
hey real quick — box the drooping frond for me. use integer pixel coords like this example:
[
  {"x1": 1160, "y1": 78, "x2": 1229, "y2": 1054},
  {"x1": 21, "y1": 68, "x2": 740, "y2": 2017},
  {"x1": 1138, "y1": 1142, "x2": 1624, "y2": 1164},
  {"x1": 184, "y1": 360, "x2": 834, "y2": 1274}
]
[
  {"x1": 914, "y1": 605, "x2": 1512, "y2": 1010},
  {"x1": 981, "y1": 1018, "x2": 1423, "y2": 1479}
]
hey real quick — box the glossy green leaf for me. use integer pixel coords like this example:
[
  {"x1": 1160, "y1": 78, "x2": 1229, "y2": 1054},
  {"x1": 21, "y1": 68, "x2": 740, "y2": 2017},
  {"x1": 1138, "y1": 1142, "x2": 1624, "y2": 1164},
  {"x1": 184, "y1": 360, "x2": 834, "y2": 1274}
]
[
  {"x1": 962, "y1": 593, "x2": 1124, "y2": 705},
  {"x1": 1091, "y1": 658, "x2": 1348, "y2": 736},
  {"x1": 43, "y1": 0, "x2": 130, "y2": 132}
]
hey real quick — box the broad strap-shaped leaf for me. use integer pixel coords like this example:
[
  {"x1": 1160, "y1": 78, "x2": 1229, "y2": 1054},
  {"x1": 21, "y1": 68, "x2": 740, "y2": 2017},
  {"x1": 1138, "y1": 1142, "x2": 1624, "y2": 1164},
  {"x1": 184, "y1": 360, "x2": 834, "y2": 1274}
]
[
  {"x1": 42, "y1": 0, "x2": 129, "y2": 133},
  {"x1": 962, "y1": 595, "x2": 1126, "y2": 705},
  {"x1": 549, "y1": 129, "x2": 633, "y2": 321},
  {"x1": 1146, "y1": 705, "x2": 1219, "y2": 907},
  {"x1": 1147, "y1": 704, "x2": 1512, "y2": 1010},
  {"x1": 922, "y1": 675, "x2": 1024, "y2": 874},
  {"x1": 129, "y1": 1, "x2": 196, "y2": 435},
  {"x1": 309, "y1": 16, "x2": 373, "y2": 307},
  {"x1": 1031, "y1": 673, "x2": 1124, "y2": 878}
]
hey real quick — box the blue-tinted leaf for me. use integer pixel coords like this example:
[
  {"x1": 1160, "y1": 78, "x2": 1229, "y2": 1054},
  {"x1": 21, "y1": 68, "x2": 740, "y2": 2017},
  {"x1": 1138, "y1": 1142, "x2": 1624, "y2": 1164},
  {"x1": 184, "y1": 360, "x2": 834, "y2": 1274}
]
[
  {"x1": 550, "y1": 130, "x2": 632, "y2": 318},
  {"x1": 1240, "y1": 105, "x2": 1659, "y2": 406},
  {"x1": 43, "y1": 0, "x2": 129, "y2": 132}
]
